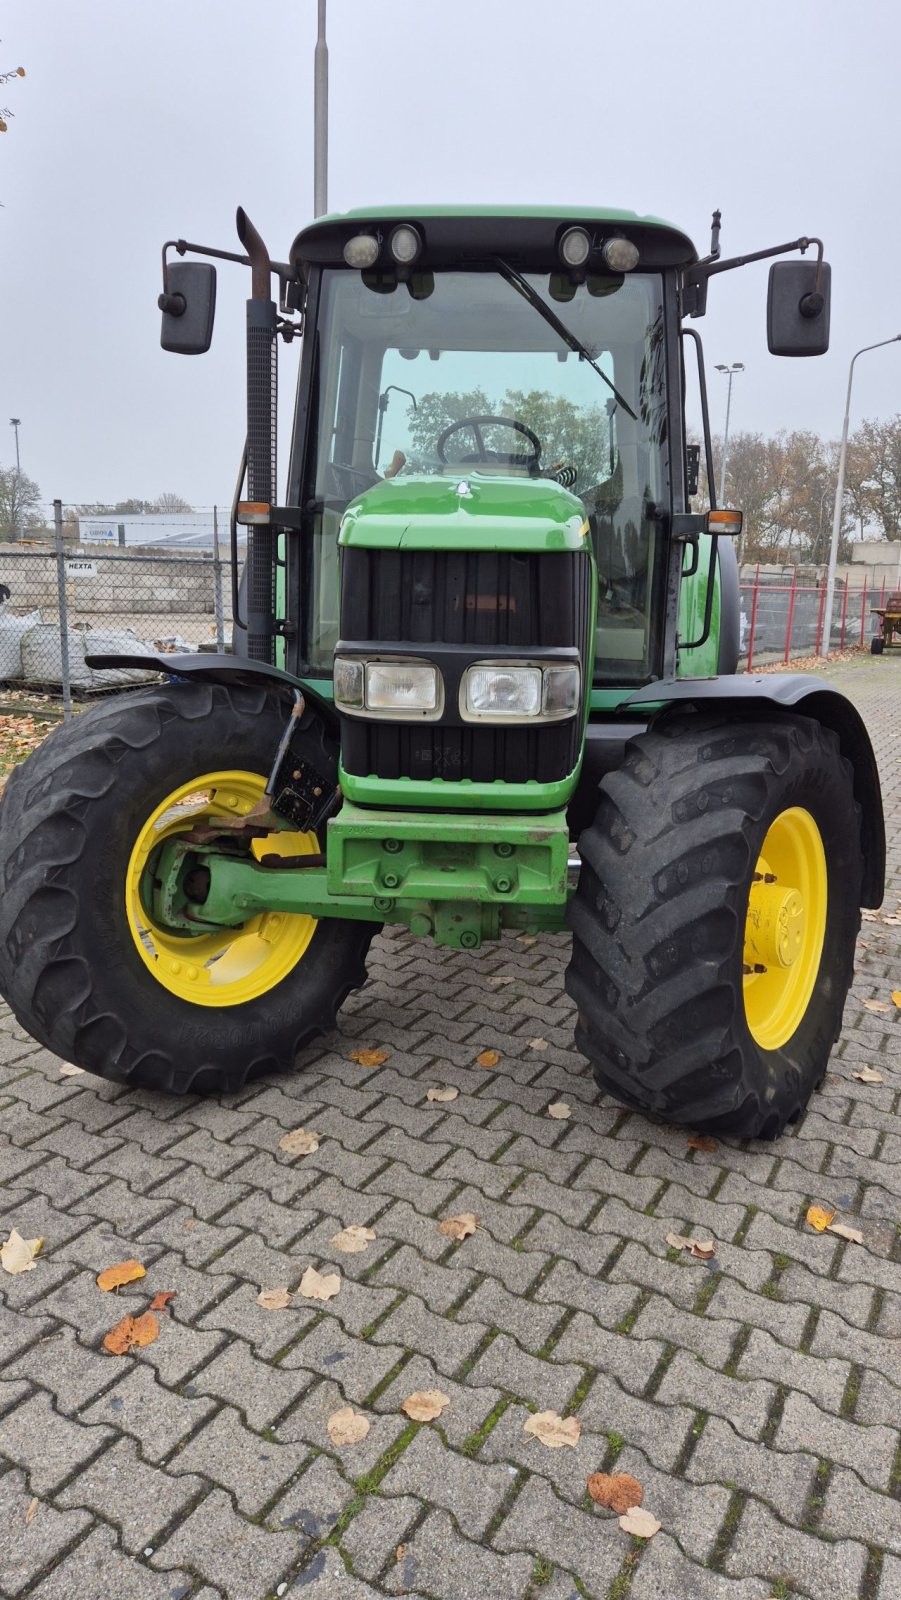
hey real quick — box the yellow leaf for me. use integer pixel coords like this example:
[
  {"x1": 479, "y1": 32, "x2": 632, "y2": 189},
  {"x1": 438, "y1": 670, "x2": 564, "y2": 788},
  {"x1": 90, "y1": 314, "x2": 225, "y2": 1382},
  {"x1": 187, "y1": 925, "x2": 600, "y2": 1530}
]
[
  {"x1": 476, "y1": 1049, "x2": 500, "y2": 1068},
  {"x1": 437, "y1": 1212, "x2": 478, "y2": 1241},
  {"x1": 24, "y1": 1497, "x2": 38, "y2": 1525},
  {"x1": 297, "y1": 1266, "x2": 341, "y2": 1301},
  {"x1": 1, "y1": 1229, "x2": 44, "y2": 1275},
  {"x1": 426, "y1": 1085, "x2": 459, "y2": 1103},
  {"x1": 546, "y1": 1102, "x2": 571, "y2": 1120},
  {"x1": 618, "y1": 1505, "x2": 661, "y2": 1538},
  {"x1": 102, "y1": 1312, "x2": 159, "y2": 1354},
  {"x1": 523, "y1": 1410, "x2": 581, "y2": 1449},
  {"x1": 349, "y1": 1048, "x2": 389, "y2": 1068},
  {"x1": 278, "y1": 1127, "x2": 320, "y2": 1157},
  {"x1": 401, "y1": 1389, "x2": 450, "y2": 1421},
  {"x1": 327, "y1": 1406, "x2": 371, "y2": 1446},
  {"x1": 587, "y1": 1472, "x2": 643, "y2": 1512},
  {"x1": 330, "y1": 1225, "x2": 376, "y2": 1254},
  {"x1": 257, "y1": 1288, "x2": 292, "y2": 1310},
  {"x1": 148, "y1": 1291, "x2": 176, "y2": 1311},
  {"x1": 826, "y1": 1221, "x2": 864, "y2": 1244},
  {"x1": 806, "y1": 1205, "x2": 837, "y2": 1232},
  {"x1": 892, "y1": 991, "x2": 901, "y2": 1008},
  {"x1": 96, "y1": 1260, "x2": 146, "y2": 1292}
]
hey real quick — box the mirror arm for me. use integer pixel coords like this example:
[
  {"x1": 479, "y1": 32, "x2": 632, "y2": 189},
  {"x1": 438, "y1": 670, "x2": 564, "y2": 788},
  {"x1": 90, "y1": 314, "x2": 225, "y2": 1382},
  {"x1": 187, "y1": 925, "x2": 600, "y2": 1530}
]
[
  {"x1": 683, "y1": 235, "x2": 823, "y2": 318},
  {"x1": 160, "y1": 238, "x2": 296, "y2": 293}
]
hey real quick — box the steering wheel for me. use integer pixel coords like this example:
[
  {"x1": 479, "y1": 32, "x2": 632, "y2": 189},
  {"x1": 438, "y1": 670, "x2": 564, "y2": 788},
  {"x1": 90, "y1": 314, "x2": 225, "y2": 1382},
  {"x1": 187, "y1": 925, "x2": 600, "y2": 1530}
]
[{"x1": 436, "y1": 415, "x2": 542, "y2": 471}]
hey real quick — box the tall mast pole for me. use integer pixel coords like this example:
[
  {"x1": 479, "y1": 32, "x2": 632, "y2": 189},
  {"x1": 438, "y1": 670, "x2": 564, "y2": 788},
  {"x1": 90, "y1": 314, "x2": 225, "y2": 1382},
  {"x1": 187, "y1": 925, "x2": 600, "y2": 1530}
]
[{"x1": 314, "y1": 0, "x2": 328, "y2": 217}]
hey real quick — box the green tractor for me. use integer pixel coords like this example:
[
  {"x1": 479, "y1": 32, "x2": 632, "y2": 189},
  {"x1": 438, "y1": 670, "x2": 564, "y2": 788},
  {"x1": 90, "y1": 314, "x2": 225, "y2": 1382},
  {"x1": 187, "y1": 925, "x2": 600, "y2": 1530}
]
[{"x1": 0, "y1": 206, "x2": 884, "y2": 1137}]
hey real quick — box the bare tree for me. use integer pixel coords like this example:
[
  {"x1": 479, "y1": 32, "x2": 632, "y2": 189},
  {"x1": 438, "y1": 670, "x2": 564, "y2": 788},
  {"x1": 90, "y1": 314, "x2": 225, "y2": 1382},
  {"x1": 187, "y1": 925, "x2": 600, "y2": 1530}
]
[
  {"x1": 151, "y1": 492, "x2": 194, "y2": 514},
  {"x1": 0, "y1": 466, "x2": 43, "y2": 540},
  {"x1": 0, "y1": 52, "x2": 25, "y2": 135}
]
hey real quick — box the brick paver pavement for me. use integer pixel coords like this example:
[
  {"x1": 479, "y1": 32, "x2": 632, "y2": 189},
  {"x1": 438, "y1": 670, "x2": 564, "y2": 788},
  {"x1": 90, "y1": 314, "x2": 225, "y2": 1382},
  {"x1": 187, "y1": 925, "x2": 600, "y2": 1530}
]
[{"x1": 1, "y1": 658, "x2": 899, "y2": 1600}]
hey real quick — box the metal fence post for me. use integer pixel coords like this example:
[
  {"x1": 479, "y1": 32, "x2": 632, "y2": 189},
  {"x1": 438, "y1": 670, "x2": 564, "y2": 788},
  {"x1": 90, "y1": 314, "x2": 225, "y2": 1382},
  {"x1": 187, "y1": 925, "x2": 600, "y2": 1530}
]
[
  {"x1": 839, "y1": 579, "x2": 849, "y2": 652},
  {"x1": 860, "y1": 580, "x2": 867, "y2": 646},
  {"x1": 53, "y1": 499, "x2": 73, "y2": 720},
  {"x1": 212, "y1": 504, "x2": 225, "y2": 652},
  {"x1": 747, "y1": 576, "x2": 759, "y2": 671},
  {"x1": 814, "y1": 581, "x2": 827, "y2": 658},
  {"x1": 784, "y1": 567, "x2": 798, "y2": 663}
]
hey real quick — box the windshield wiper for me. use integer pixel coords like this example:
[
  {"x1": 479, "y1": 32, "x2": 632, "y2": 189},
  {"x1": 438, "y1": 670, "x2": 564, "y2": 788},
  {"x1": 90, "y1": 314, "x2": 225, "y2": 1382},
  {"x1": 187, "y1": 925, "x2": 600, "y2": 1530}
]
[{"x1": 494, "y1": 258, "x2": 638, "y2": 421}]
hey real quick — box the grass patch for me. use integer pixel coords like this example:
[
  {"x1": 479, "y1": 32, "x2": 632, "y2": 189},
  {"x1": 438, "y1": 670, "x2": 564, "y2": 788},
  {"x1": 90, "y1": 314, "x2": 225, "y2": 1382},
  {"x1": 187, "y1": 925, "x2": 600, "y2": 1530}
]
[
  {"x1": 531, "y1": 1555, "x2": 553, "y2": 1584},
  {"x1": 460, "y1": 1397, "x2": 510, "y2": 1458}
]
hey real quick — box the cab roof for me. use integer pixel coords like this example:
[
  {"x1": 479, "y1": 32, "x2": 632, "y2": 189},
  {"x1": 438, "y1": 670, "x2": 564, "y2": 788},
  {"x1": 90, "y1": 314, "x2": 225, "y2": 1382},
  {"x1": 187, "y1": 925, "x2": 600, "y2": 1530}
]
[{"x1": 290, "y1": 204, "x2": 697, "y2": 274}]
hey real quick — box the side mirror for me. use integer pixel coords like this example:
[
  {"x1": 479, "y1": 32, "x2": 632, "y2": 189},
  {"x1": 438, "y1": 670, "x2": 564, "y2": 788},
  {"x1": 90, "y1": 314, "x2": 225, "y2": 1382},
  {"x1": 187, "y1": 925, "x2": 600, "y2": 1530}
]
[
  {"x1": 767, "y1": 259, "x2": 831, "y2": 357},
  {"x1": 159, "y1": 261, "x2": 217, "y2": 355}
]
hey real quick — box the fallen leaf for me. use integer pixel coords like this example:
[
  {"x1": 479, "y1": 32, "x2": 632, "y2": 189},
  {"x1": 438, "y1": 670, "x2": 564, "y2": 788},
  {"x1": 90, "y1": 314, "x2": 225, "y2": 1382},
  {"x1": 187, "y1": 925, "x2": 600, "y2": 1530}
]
[
  {"x1": 587, "y1": 1472, "x2": 644, "y2": 1513},
  {"x1": 885, "y1": 914, "x2": 901, "y2": 926},
  {"x1": 102, "y1": 1312, "x2": 159, "y2": 1355},
  {"x1": 58, "y1": 1062, "x2": 85, "y2": 1077},
  {"x1": 327, "y1": 1406, "x2": 371, "y2": 1446},
  {"x1": 278, "y1": 1127, "x2": 320, "y2": 1157},
  {"x1": 401, "y1": 1389, "x2": 450, "y2": 1421},
  {"x1": 826, "y1": 1221, "x2": 864, "y2": 1244},
  {"x1": 517, "y1": 935, "x2": 538, "y2": 946},
  {"x1": 806, "y1": 1205, "x2": 837, "y2": 1232},
  {"x1": 853, "y1": 1066, "x2": 884, "y2": 1084},
  {"x1": 546, "y1": 1102, "x2": 571, "y2": 1120},
  {"x1": 395, "y1": 1545, "x2": 407, "y2": 1563},
  {"x1": 437, "y1": 1212, "x2": 478, "y2": 1241},
  {"x1": 330, "y1": 1225, "x2": 376, "y2": 1254},
  {"x1": 24, "y1": 1497, "x2": 38, "y2": 1525},
  {"x1": 687, "y1": 1133, "x2": 718, "y2": 1152},
  {"x1": 1, "y1": 1230, "x2": 44, "y2": 1276},
  {"x1": 183, "y1": 1220, "x2": 196, "y2": 1231},
  {"x1": 862, "y1": 998, "x2": 892, "y2": 1014},
  {"x1": 96, "y1": 1260, "x2": 146, "y2": 1292},
  {"x1": 892, "y1": 992, "x2": 901, "y2": 1008},
  {"x1": 665, "y1": 1232, "x2": 715, "y2": 1258},
  {"x1": 257, "y1": 1288, "x2": 293, "y2": 1310},
  {"x1": 297, "y1": 1266, "x2": 341, "y2": 1301},
  {"x1": 486, "y1": 975, "x2": 514, "y2": 988},
  {"x1": 523, "y1": 1410, "x2": 581, "y2": 1449},
  {"x1": 426, "y1": 1085, "x2": 459, "y2": 1103},
  {"x1": 527, "y1": 1038, "x2": 548, "y2": 1050},
  {"x1": 618, "y1": 1505, "x2": 661, "y2": 1538},
  {"x1": 148, "y1": 1291, "x2": 176, "y2": 1311},
  {"x1": 476, "y1": 1049, "x2": 500, "y2": 1068},
  {"x1": 349, "y1": 1048, "x2": 389, "y2": 1068}
]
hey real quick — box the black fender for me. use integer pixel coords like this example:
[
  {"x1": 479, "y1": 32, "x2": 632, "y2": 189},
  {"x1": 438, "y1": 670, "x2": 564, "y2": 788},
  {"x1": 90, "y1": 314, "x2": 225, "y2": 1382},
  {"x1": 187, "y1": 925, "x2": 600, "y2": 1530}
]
[
  {"x1": 626, "y1": 673, "x2": 886, "y2": 907},
  {"x1": 716, "y1": 540, "x2": 741, "y2": 674},
  {"x1": 82, "y1": 651, "x2": 339, "y2": 737}
]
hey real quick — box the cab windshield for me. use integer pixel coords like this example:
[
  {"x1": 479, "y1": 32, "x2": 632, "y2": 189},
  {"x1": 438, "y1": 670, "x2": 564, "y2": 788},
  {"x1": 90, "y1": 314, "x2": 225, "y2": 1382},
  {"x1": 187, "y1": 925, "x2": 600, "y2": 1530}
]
[{"x1": 304, "y1": 267, "x2": 669, "y2": 681}]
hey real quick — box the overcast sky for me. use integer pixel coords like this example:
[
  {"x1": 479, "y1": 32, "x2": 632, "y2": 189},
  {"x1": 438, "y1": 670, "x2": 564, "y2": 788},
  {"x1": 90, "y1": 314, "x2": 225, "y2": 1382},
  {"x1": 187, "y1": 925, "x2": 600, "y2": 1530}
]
[{"x1": 2, "y1": 0, "x2": 900, "y2": 510}]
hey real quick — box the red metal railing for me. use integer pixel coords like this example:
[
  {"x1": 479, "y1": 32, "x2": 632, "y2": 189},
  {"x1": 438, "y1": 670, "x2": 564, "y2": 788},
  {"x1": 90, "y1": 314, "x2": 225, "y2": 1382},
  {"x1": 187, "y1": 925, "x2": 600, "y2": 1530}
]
[{"x1": 740, "y1": 576, "x2": 886, "y2": 671}]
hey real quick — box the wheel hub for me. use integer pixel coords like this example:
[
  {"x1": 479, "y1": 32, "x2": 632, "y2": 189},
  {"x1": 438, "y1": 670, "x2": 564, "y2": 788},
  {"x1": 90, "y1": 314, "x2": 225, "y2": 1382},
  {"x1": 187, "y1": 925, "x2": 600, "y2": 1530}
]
[
  {"x1": 742, "y1": 808, "x2": 828, "y2": 1052},
  {"x1": 745, "y1": 870, "x2": 806, "y2": 970}
]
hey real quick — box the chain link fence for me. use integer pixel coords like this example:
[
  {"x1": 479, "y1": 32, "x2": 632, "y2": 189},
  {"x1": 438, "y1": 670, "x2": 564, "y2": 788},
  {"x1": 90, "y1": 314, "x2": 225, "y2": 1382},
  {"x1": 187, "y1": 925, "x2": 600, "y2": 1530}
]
[{"x1": 0, "y1": 538, "x2": 235, "y2": 714}]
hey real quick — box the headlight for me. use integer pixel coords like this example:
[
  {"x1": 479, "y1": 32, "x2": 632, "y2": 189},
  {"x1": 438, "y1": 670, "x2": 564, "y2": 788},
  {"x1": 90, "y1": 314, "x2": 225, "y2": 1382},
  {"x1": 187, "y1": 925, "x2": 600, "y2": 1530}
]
[
  {"x1": 461, "y1": 661, "x2": 581, "y2": 722},
  {"x1": 334, "y1": 656, "x2": 442, "y2": 719}
]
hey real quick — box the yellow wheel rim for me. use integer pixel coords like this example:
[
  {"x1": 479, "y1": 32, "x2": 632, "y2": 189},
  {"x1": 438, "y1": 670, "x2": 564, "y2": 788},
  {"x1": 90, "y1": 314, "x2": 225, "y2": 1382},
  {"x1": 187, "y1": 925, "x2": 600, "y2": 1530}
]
[
  {"x1": 125, "y1": 770, "x2": 318, "y2": 1007},
  {"x1": 743, "y1": 806, "x2": 827, "y2": 1051}
]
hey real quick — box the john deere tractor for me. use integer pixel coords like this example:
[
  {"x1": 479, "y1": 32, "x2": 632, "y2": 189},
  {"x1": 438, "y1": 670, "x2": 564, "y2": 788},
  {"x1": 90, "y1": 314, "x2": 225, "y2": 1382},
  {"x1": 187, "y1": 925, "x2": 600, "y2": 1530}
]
[{"x1": 0, "y1": 206, "x2": 884, "y2": 1136}]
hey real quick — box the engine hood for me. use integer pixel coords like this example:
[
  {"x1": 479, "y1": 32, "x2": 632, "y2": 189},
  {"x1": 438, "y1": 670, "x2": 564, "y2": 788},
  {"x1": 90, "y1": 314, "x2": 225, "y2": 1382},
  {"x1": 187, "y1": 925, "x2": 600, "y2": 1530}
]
[{"x1": 338, "y1": 473, "x2": 588, "y2": 554}]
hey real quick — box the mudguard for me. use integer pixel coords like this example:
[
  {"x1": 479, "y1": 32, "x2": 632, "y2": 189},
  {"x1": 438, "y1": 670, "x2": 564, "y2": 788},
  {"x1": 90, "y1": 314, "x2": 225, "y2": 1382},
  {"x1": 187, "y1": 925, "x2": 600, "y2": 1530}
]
[
  {"x1": 83, "y1": 651, "x2": 339, "y2": 736},
  {"x1": 626, "y1": 673, "x2": 885, "y2": 907}
]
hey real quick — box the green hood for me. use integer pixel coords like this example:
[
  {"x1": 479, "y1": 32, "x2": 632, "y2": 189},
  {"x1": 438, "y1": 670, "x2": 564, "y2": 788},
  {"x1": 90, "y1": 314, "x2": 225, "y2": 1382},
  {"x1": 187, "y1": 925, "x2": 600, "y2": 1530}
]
[{"x1": 338, "y1": 473, "x2": 588, "y2": 554}]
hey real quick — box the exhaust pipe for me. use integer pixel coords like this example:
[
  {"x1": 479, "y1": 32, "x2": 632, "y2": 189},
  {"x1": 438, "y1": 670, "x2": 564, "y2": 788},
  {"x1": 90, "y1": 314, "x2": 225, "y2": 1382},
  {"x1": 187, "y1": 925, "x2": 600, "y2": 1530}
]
[{"x1": 236, "y1": 208, "x2": 277, "y2": 662}]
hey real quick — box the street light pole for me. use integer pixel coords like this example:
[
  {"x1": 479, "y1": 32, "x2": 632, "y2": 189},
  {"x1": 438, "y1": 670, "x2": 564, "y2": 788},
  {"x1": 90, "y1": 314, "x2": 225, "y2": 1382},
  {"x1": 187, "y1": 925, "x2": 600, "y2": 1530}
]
[
  {"x1": 818, "y1": 334, "x2": 901, "y2": 661},
  {"x1": 9, "y1": 417, "x2": 23, "y2": 542},
  {"x1": 714, "y1": 363, "x2": 744, "y2": 506},
  {"x1": 313, "y1": 0, "x2": 328, "y2": 217}
]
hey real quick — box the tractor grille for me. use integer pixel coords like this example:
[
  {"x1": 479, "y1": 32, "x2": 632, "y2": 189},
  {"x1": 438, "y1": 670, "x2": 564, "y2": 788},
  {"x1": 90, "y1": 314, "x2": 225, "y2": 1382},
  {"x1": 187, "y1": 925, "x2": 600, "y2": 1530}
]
[{"x1": 339, "y1": 548, "x2": 592, "y2": 789}]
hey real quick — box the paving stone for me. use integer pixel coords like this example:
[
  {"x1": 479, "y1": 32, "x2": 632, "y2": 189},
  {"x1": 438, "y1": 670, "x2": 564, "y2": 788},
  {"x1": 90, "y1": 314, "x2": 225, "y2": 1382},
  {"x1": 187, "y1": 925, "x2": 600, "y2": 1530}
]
[
  {"x1": 37, "y1": 1525, "x2": 194, "y2": 1600},
  {"x1": 655, "y1": 1349, "x2": 775, "y2": 1440},
  {"x1": 492, "y1": 1475, "x2": 623, "y2": 1597},
  {"x1": 549, "y1": 1316, "x2": 665, "y2": 1391},
  {"x1": 340, "y1": 1491, "x2": 422, "y2": 1581},
  {"x1": 855, "y1": 1367, "x2": 901, "y2": 1431},
  {"x1": 292, "y1": 1544, "x2": 396, "y2": 1595},
  {"x1": 151, "y1": 1487, "x2": 304, "y2": 1597},
  {"x1": 702, "y1": 1273, "x2": 809, "y2": 1345},
  {"x1": 737, "y1": 1326, "x2": 850, "y2": 1412},
  {"x1": 685, "y1": 1416, "x2": 817, "y2": 1524},
  {"x1": 810, "y1": 1306, "x2": 901, "y2": 1388},
  {"x1": 821, "y1": 1466, "x2": 901, "y2": 1555},
  {"x1": 6, "y1": 1326, "x2": 119, "y2": 1414},
  {"x1": 630, "y1": 1534, "x2": 775, "y2": 1600},
  {"x1": 135, "y1": 1206, "x2": 245, "y2": 1267},
  {"x1": 57, "y1": 1436, "x2": 205, "y2": 1553},
  {"x1": 198, "y1": 1281, "x2": 317, "y2": 1359},
  {"x1": 81, "y1": 1363, "x2": 217, "y2": 1461},
  {"x1": 275, "y1": 1376, "x2": 408, "y2": 1477},
  {"x1": 880, "y1": 1554, "x2": 901, "y2": 1599},
  {"x1": 578, "y1": 1376, "x2": 697, "y2": 1472},
  {"x1": 371, "y1": 1355, "x2": 504, "y2": 1450},
  {"x1": 507, "y1": 1170, "x2": 598, "y2": 1227},
  {"x1": 375, "y1": 1296, "x2": 488, "y2": 1378},
  {"x1": 0, "y1": 1468, "x2": 91, "y2": 1598},
  {"x1": 280, "y1": 1316, "x2": 405, "y2": 1401},
  {"x1": 379, "y1": 1427, "x2": 513, "y2": 1540},
  {"x1": 615, "y1": 1443, "x2": 732, "y2": 1563},
  {"x1": 0, "y1": 1301, "x2": 56, "y2": 1367},
  {"x1": 775, "y1": 1391, "x2": 898, "y2": 1491},
  {"x1": 270, "y1": 1453, "x2": 361, "y2": 1539},
  {"x1": 69, "y1": 1176, "x2": 175, "y2": 1232},
  {"x1": 383, "y1": 1507, "x2": 533, "y2": 1600},
  {"x1": 168, "y1": 1404, "x2": 310, "y2": 1515},
  {"x1": 134, "y1": 1317, "x2": 228, "y2": 1388},
  {"x1": 464, "y1": 1331, "x2": 583, "y2": 1411},
  {"x1": 190, "y1": 1337, "x2": 314, "y2": 1429},
  {"x1": 725, "y1": 1497, "x2": 868, "y2": 1597},
  {"x1": 628, "y1": 1298, "x2": 738, "y2": 1368},
  {"x1": 373, "y1": 1242, "x2": 477, "y2": 1313},
  {"x1": 532, "y1": 1259, "x2": 638, "y2": 1328},
  {"x1": 0, "y1": 1390, "x2": 113, "y2": 1492},
  {"x1": 210, "y1": 1191, "x2": 319, "y2": 1249},
  {"x1": 457, "y1": 1276, "x2": 564, "y2": 1352},
  {"x1": 778, "y1": 1260, "x2": 876, "y2": 1328}
]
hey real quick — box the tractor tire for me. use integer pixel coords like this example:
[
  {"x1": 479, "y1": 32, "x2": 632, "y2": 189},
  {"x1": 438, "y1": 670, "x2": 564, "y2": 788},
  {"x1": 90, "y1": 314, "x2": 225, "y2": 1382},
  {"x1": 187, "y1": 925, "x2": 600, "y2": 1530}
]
[
  {"x1": 0, "y1": 680, "x2": 377, "y2": 1094},
  {"x1": 565, "y1": 712, "x2": 862, "y2": 1138},
  {"x1": 871, "y1": 636, "x2": 884, "y2": 655}
]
